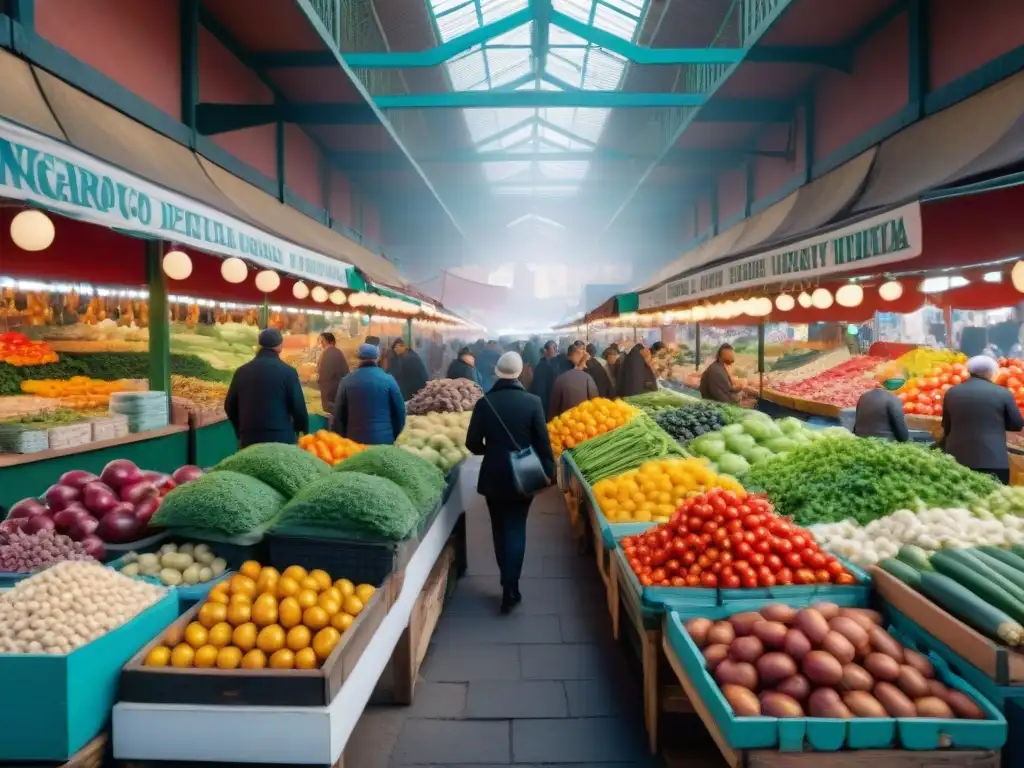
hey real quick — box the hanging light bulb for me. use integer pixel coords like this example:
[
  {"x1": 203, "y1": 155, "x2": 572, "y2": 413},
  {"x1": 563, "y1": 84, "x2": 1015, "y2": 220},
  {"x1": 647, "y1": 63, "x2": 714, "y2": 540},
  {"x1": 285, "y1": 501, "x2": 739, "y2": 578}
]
[
  {"x1": 835, "y1": 284, "x2": 864, "y2": 308},
  {"x1": 775, "y1": 294, "x2": 795, "y2": 312},
  {"x1": 254, "y1": 270, "x2": 281, "y2": 293},
  {"x1": 162, "y1": 250, "x2": 192, "y2": 281},
  {"x1": 878, "y1": 280, "x2": 904, "y2": 301},
  {"x1": 329, "y1": 290, "x2": 345, "y2": 305},
  {"x1": 10, "y1": 210, "x2": 55, "y2": 251},
  {"x1": 797, "y1": 291, "x2": 812, "y2": 308},
  {"x1": 1011, "y1": 262, "x2": 1024, "y2": 293},
  {"x1": 293, "y1": 281, "x2": 310, "y2": 300},
  {"x1": 754, "y1": 297, "x2": 773, "y2": 317},
  {"x1": 220, "y1": 257, "x2": 247, "y2": 284},
  {"x1": 311, "y1": 286, "x2": 328, "y2": 303},
  {"x1": 811, "y1": 288, "x2": 834, "y2": 309}
]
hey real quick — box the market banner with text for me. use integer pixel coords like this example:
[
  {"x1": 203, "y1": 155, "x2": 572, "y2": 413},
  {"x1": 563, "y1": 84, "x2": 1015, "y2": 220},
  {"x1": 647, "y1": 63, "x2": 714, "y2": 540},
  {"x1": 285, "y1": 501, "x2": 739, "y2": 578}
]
[
  {"x1": 0, "y1": 117, "x2": 351, "y2": 288},
  {"x1": 639, "y1": 202, "x2": 922, "y2": 310}
]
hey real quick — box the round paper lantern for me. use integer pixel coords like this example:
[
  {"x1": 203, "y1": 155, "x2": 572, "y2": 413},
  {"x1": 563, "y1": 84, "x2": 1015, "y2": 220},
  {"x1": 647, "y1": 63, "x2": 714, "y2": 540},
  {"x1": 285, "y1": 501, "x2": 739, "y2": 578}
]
[
  {"x1": 293, "y1": 281, "x2": 310, "y2": 300},
  {"x1": 752, "y1": 297, "x2": 773, "y2": 317},
  {"x1": 162, "y1": 250, "x2": 192, "y2": 281},
  {"x1": 329, "y1": 290, "x2": 345, "y2": 305},
  {"x1": 797, "y1": 291, "x2": 813, "y2": 308},
  {"x1": 811, "y1": 288, "x2": 834, "y2": 309},
  {"x1": 254, "y1": 270, "x2": 281, "y2": 293},
  {"x1": 311, "y1": 286, "x2": 328, "y2": 303},
  {"x1": 691, "y1": 305, "x2": 707, "y2": 322},
  {"x1": 775, "y1": 294, "x2": 795, "y2": 312},
  {"x1": 1012, "y1": 262, "x2": 1024, "y2": 293},
  {"x1": 221, "y1": 257, "x2": 247, "y2": 284},
  {"x1": 835, "y1": 283, "x2": 864, "y2": 308},
  {"x1": 10, "y1": 210, "x2": 55, "y2": 251},
  {"x1": 878, "y1": 280, "x2": 904, "y2": 301}
]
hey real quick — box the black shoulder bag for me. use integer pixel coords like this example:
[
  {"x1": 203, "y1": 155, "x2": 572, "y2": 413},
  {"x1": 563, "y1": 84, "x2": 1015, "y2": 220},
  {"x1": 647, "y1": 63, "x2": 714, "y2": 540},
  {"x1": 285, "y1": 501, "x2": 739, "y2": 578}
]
[{"x1": 482, "y1": 395, "x2": 549, "y2": 497}]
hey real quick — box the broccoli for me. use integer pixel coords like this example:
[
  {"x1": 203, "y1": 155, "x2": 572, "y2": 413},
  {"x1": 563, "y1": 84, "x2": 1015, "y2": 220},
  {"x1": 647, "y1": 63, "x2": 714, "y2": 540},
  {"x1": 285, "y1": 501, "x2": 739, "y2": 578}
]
[
  {"x1": 153, "y1": 471, "x2": 286, "y2": 535},
  {"x1": 334, "y1": 445, "x2": 446, "y2": 513},
  {"x1": 212, "y1": 443, "x2": 330, "y2": 498}
]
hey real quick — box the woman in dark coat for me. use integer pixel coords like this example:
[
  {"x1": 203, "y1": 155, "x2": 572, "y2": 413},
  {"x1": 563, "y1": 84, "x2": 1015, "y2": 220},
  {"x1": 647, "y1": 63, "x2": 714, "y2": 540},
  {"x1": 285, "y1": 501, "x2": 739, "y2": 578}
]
[
  {"x1": 466, "y1": 351, "x2": 555, "y2": 613},
  {"x1": 617, "y1": 343, "x2": 658, "y2": 397}
]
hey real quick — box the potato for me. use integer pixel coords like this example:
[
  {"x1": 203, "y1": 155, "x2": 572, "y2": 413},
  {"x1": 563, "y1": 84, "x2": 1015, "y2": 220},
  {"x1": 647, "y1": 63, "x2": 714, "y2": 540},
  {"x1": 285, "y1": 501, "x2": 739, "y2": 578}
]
[
  {"x1": 840, "y1": 663, "x2": 874, "y2": 692},
  {"x1": 707, "y1": 621, "x2": 736, "y2": 646},
  {"x1": 178, "y1": 543, "x2": 194, "y2": 557},
  {"x1": 159, "y1": 543, "x2": 178, "y2": 555},
  {"x1": 863, "y1": 653, "x2": 901, "y2": 682},
  {"x1": 730, "y1": 636, "x2": 765, "y2": 664},
  {"x1": 903, "y1": 648, "x2": 935, "y2": 679},
  {"x1": 703, "y1": 644, "x2": 730, "y2": 671},
  {"x1": 729, "y1": 612, "x2": 764, "y2": 637},
  {"x1": 760, "y1": 691, "x2": 804, "y2": 718},
  {"x1": 945, "y1": 690, "x2": 987, "y2": 720},
  {"x1": 195, "y1": 550, "x2": 215, "y2": 566},
  {"x1": 783, "y1": 628, "x2": 812, "y2": 661},
  {"x1": 775, "y1": 674, "x2": 811, "y2": 702},
  {"x1": 751, "y1": 621, "x2": 788, "y2": 649},
  {"x1": 808, "y1": 688, "x2": 853, "y2": 719},
  {"x1": 120, "y1": 563, "x2": 140, "y2": 577},
  {"x1": 757, "y1": 652, "x2": 798, "y2": 686},
  {"x1": 759, "y1": 604, "x2": 796, "y2": 624},
  {"x1": 927, "y1": 680, "x2": 950, "y2": 699},
  {"x1": 868, "y1": 626, "x2": 905, "y2": 662},
  {"x1": 685, "y1": 617, "x2": 713, "y2": 648},
  {"x1": 795, "y1": 608, "x2": 829, "y2": 644},
  {"x1": 159, "y1": 568, "x2": 183, "y2": 586},
  {"x1": 198, "y1": 566, "x2": 214, "y2": 582},
  {"x1": 211, "y1": 558, "x2": 228, "y2": 576},
  {"x1": 828, "y1": 616, "x2": 869, "y2": 651},
  {"x1": 722, "y1": 684, "x2": 761, "y2": 716},
  {"x1": 874, "y1": 682, "x2": 916, "y2": 717},
  {"x1": 802, "y1": 651, "x2": 843, "y2": 687},
  {"x1": 810, "y1": 601, "x2": 840, "y2": 620},
  {"x1": 915, "y1": 696, "x2": 954, "y2": 718},
  {"x1": 839, "y1": 607, "x2": 883, "y2": 629},
  {"x1": 895, "y1": 665, "x2": 930, "y2": 699},
  {"x1": 821, "y1": 632, "x2": 856, "y2": 665},
  {"x1": 182, "y1": 564, "x2": 202, "y2": 585},
  {"x1": 715, "y1": 659, "x2": 758, "y2": 690},
  {"x1": 138, "y1": 553, "x2": 160, "y2": 569},
  {"x1": 842, "y1": 691, "x2": 888, "y2": 718}
]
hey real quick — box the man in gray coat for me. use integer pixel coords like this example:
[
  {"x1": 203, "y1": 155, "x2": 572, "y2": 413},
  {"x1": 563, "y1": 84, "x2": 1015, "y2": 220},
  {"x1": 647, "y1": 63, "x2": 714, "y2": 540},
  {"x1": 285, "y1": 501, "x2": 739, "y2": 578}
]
[
  {"x1": 548, "y1": 344, "x2": 599, "y2": 418},
  {"x1": 941, "y1": 355, "x2": 1024, "y2": 483},
  {"x1": 853, "y1": 379, "x2": 909, "y2": 441}
]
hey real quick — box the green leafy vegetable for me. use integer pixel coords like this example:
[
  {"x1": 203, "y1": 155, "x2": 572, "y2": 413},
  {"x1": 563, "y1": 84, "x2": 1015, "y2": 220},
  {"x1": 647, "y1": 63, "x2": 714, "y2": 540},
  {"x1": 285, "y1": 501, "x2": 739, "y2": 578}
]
[
  {"x1": 153, "y1": 471, "x2": 286, "y2": 534},
  {"x1": 334, "y1": 445, "x2": 445, "y2": 513},
  {"x1": 213, "y1": 443, "x2": 331, "y2": 498}
]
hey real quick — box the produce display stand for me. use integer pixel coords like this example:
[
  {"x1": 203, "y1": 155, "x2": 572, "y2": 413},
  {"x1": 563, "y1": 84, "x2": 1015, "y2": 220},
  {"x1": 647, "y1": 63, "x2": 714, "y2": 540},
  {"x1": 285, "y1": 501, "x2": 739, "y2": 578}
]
[
  {"x1": 0, "y1": 425, "x2": 189, "y2": 510},
  {"x1": 111, "y1": 459, "x2": 474, "y2": 766},
  {"x1": 760, "y1": 389, "x2": 843, "y2": 420},
  {"x1": 188, "y1": 414, "x2": 237, "y2": 469}
]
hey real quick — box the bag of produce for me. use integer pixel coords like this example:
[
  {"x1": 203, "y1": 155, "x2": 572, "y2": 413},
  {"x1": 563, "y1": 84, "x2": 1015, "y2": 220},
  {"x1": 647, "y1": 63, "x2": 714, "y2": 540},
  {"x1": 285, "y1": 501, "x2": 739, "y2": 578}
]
[{"x1": 152, "y1": 471, "x2": 286, "y2": 536}]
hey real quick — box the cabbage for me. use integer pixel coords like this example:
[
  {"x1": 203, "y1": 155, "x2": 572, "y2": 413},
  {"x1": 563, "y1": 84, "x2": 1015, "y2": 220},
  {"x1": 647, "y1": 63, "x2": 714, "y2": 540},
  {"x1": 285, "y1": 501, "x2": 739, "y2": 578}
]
[
  {"x1": 764, "y1": 436, "x2": 798, "y2": 453},
  {"x1": 724, "y1": 433, "x2": 757, "y2": 455},
  {"x1": 717, "y1": 453, "x2": 750, "y2": 476},
  {"x1": 747, "y1": 446, "x2": 774, "y2": 465},
  {"x1": 778, "y1": 417, "x2": 805, "y2": 435},
  {"x1": 720, "y1": 424, "x2": 746, "y2": 436},
  {"x1": 692, "y1": 436, "x2": 727, "y2": 460},
  {"x1": 741, "y1": 418, "x2": 776, "y2": 442}
]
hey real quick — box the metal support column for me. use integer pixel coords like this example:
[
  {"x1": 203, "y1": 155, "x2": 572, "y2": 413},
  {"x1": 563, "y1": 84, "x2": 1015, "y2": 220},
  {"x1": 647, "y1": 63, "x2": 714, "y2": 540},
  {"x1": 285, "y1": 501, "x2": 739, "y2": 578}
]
[
  {"x1": 180, "y1": 0, "x2": 199, "y2": 146},
  {"x1": 260, "y1": 297, "x2": 270, "y2": 329},
  {"x1": 908, "y1": 0, "x2": 930, "y2": 120},
  {"x1": 694, "y1": 323, "x2": 702, "y2": 370},
  {"x1": 757, "y1": 321, "x2": 766, "y2": 397},
  {"x1": 275, "y1": 112, "x2": 286, "y2": 202},
  {"x1": 145, "y1": 241, "x2": 171, "y2": 405}
]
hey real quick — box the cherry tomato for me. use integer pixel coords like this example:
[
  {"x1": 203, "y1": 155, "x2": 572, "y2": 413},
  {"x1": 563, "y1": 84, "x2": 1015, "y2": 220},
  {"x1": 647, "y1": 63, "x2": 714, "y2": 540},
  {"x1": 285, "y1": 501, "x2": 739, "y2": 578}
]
[
  {"x1": 742, "y1": 573, "x2": 759, "y2": 588},
  {"x1": 711, "y1": 495, "x2": 727, "y2": 513},
  {"x1": 753, "y1": 539, "x2": 771, "y2": 555},
  {"x1": 799, "y1": 547, "x2": 818, "y2": 563},
  {"x1": 720, "y1": 565, "x2": 735, "y2": 578},
  {"x1": 742, "y1": 514, "x2": 761, "y2": 529},
  {"x1": 754, "y1": 526, "x2": 771, "y2": 540},
  {"x1": 681, "y1": 551, "x2": 697, "y2": 566},
  {"x1": 794, "y1": 568, "x2": 816, "y2": 585},
  {"x1": 705, "y1": 547, "x2": 720, "y2": 560},
  {"x1": 665, "y1": 559, "x2": 681, "y2": 573},
  {"x1": 776, "y1": 568, "x2": 793, "y2": 585},
  {"x1": 697, "y1": 554, "x2": 711, "y2": 569},
  {"x1": 749, "y1": 553, "x2": 765, "y2": 567},
  {"x1": 736, "y1": 542, "x2": 753, "y2": 559},
  {"x1": 759, "y1": 573, "x2": 777, "y2": 587},
  {"x1": 765, "y1": 554, "x2": 783, "y2": 571},
  {"x1": 723, "y1": 505, "x2": 740, "y2": 520},
  {"x1": 826, "y1": 559, "x2": 846, "y2": 576},
  {"x1": 699, "y1": 534, "x2": 712, "y2": 548},
  {"x1": 711, "y1": 561, "x2": 722, "y2": 574},
  {"x1": 639, "y1": 555, "x2": 652, "y2": 567},
  {"x1": 671, "y1": 539, "x2": 688, "y2": 556},
  {"x1": 773, "y1": 538, "x2": 793, "y2": 554},
  {"x1": 683, "y1": 534, "x2": 701, "y2": 549},
  {"x1": 656, "y1": 528, "x2": 671, "y2": 544},
  {"x1": 714, "y1": 528, "x2": 729, "y2": 545},
  {"x1": 784, "y1": 552, "x2": 803, "y2": 569},
  {"x1": 835, "y1": 573, "x2": 856, "y2": 585},
  {"x1": 729, "y1": 532, "x2": 746, "y2": 547},
  {"x1": 703, "y1": 521, "x2": 720, "y2": 534},
  {"x1": 722, "y1": 574, "x2": 741, "y2": 588},
  {"x1": 719, "y1": 551, "x2": 733, "y2": 566},
  {"x1": 726, "y1": 519, "x2": 743, "y2": 533},
  {"x1": 671, "y1": 576, "x2": 686, "y2": 587},
  {"x1": 738, "y1": 504, "x2": 751, "y2": 516},
  {"x1": 700, "y1": 572, "x2": 719, "y2": 587},
  {"x1": 640, "y1": 575, "x2": 653, "y2": 586},
  {"x1": 744, "y1": 531, "x2": 756, "y2": 544},
  {"x1": 687, "y1": 517, "x2": 703, "y2": 532},
  {"x1": 636, "y1": 545, "x2": 650, "y2": 557},
  {"x1": 808, "y1": 552, "x2": 828, "y2": 570},
  {"x1": 689, "y1": 563, "x2": 702, "y2": 576},
  {"x1": 651, "y1": 568, "x2": 667, "y2": 582},
  {"x1": 734, "y1": 560, "x2": 751, "y2": 572},
  {"x1": 669, "y1": 512, "x2": 682, "y2": 525},
  {"x1": 790, "y1": 535, "x2": 808, "y2": 550},
  {"x1": 685, "y1": 574, "x2": 701, "y2": 587},
  {"x1": 722, "y1": 490, "x2": 740, "y2": 505},
  {"x1": 621, "y1": 536, "x2": 635, "y2": 548}
]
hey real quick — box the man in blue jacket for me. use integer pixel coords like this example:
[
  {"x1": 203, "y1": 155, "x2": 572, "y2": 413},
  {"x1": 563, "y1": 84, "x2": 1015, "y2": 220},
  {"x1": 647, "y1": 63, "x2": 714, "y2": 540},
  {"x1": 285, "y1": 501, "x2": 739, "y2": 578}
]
[
  {"x1": 332, "y1": 343, "x2": 407, "y2": 445},
  {"x1": 225, "y1": 328, "x2": 309, "y2": 448}
]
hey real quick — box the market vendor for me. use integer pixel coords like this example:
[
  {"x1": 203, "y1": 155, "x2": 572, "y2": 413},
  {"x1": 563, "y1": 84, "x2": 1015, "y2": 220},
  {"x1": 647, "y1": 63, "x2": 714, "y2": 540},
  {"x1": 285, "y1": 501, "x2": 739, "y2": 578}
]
[
  {"x1": 224, "y1": 328, "x2": 309, "y2": 448},
  {"x1": 941, "y1": 355, "x2": 1024, "y2": 483},
  {"x1": 699, "y1": 343, "x2": 742, "y2": 404},
  {"x1": 853, "y1": 379, "x2": 910, "y2": 442},
  {"x1": 332, "y1": 343, "x2": 407, "y2": 445}
]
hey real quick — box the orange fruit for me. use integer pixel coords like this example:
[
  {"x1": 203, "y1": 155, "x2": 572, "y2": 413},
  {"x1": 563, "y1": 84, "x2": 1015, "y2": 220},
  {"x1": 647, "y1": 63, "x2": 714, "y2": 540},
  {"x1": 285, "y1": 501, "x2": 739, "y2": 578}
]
[
  {"x1": 198, "y1": 602, "x2": 227, "y2": 629},
  {"x1": 355, "y1": 584, "x2": 376, "y2": 604},
  {"x1": 295, "y1": 588, "x2": 319, "y2": 610},
  {"x1": 207, "y1": 590, "x2": 229, "y2": 605},
  {"x1": 207, "y1": 622, "x2": 233, "y2": 648},
  {"x1": 184, "y1": 622, "x2": 208, "y2": 649},
  {"x1": 216, "y1": 646, "x2": 243, "y2": 669},
  {"x1": 226, "y1": 601, "x2": 252, "y2": 626},
  {"x1": 251, "y1": 596, "x2": 279, "y2": 628},
  {"x1": 282, "y1": 565, "x2": 307, "y2": 583},
  {"x1": 268, "y1": 649, "x2": 295, "y2": 669},
  {"x1": 256, "y1": 624, "x2": 286, "y2": 654},
  {"x1": 145, "y1": 646, "x2": 171, "y2": 667},
  {"x1": 299, "y1": 576, "x2": 322, "y2": 593},
  {"x1": 193, "y1": 644, "x2": 218, "y2": 668},
  {"x1": 342, "y1": 596, "x2": 364, "y2": 617},
  {"x1": 239, "y1": 561, "x2": 262, "y2": 581},
  {"x1": 308, "y1": 569, "x2": 333, "y2": 590},
  {"x1": 229, "y1": 592, "x2": 252, "y2": 607},
  {"x1": 241, "y1": 649, "x2": 267, "y2": 669},
  {"x1": 170, "y1": 643, "x2": 195, "y2": 668},
  {"x1": 229, "y1": 574, "x2": 257, "y2": 598},
  {"x1": 231, "y1": 622, "x2": 258, "y2": 652},
  {"x1": 163, "y1": 624, "x2": 184, "y2": 647},
  {"x1": 312, "y1": 627, "x2": 341, "y2": 661},
  {"x1": 276, "y1": 576, "x2": 300, "y2": 599},
  {"x1": 278, "y1": 597, "x2": 302, "y2": 629},
  {"x1": 295, "y1": 647, "x2": 318, "y2": 669},
  {"x1": 322, "y1": 587, "x2": 342, "y2": 605},
  {"x1": 255, "y1": 567, "x2": 280, "y2": 594},
  {"x1": 334, "y1": 579, "x2": 355, "y2": 597},
  {"x1": 302, "y1": 606, "x2": 329, "y2": 631},
  {"x1": 331, "y1": 612, "x2": 355, "y2": 633},
  {"x1": 286, "y1": 625, "x2": 311, "y2": 651},
  {"x1": 318, "y1": 595, "x2": 341, "y2": 616}
]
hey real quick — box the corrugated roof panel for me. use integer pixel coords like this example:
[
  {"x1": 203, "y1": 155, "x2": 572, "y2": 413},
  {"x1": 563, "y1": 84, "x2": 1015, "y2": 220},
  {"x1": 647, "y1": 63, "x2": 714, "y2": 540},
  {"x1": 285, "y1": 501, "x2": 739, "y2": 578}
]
[
  {"x1": 582, "y1": 49, "x2": 627, "y2": 90},
  {"x1": 480, "y1": 0, "x2": 529, "y2": 24},
  {"x1": 435, "y1": 3, "x2": 480, "y2": 39},
  {"x1": 536, "y1": 160, "x2": 590, "y2": 180},
  {"x1": 481, "y1": 160, "x2": 532, "y2": 180}
]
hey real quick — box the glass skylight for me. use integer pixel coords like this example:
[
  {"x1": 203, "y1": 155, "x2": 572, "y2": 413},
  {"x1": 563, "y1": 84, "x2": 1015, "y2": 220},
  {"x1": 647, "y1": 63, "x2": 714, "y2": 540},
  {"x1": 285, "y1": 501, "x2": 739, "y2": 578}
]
[{"x1": 425, "y1": 0, "x2": 646, "y2": 202}]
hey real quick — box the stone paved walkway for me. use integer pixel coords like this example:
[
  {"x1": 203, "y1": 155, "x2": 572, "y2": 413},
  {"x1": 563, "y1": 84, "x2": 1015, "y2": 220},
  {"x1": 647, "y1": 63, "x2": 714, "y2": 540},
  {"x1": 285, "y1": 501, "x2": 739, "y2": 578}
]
[{"x1": 345, "y1": 485, "x2": 663, "y2": 767}]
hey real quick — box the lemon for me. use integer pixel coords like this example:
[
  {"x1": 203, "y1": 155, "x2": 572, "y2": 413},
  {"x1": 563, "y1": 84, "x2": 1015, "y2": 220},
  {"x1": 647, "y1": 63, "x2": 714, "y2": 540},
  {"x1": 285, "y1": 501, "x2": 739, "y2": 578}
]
[
  {"x1": 170, "y1": 643, "x2": 195, "y2": 668},
  {"x1": 303, "y1": 606, "x2": 329, "y2": 630},
  {"x1": 312, "y1": 627, "x2": 341, "y2": 661},
  {"x1": 207, "y1": 621, "x2": 233, "y2": 648},
  {"x1": 299, "y1": 576, "x2": 322, "y2": 593},
  {"x1": 193, "y1": 644, "x2": 219, "y2": 668},
  {"x1": 241, "y1": 649, "x2": 267, "y2": 669},
  {"x1": 331, "y1": 612, "x2": 355, "y2": 633},
  {"x1": 184, "y1": 622, "x2": 208, "y2": 649},
  {"x1": 286, "y1": 625, "x2": 311, "y2": 651},
  {"x1": 145, "y1": 645, "x2": 171, "y2": 667},
  {"x1": 216, "y1": 646, "x2": 243, "y2": 669},
  {"x1": 354, "y1": 584, "x2": 375, "y2": 604},
  {"x1": 309, "y1": 569, "x2": 332, "y2": 591},
  {"x1": 276, "y1": 576, "x2": 300, "y2": 599},
  {"x1": 268, "y1": 648, "x2": 295, "y2": 669},
  {"x1": 294, "y1": 647, "x2": 318, "y2": 669},
  {"x1": 282, "y1": 565, "x2": 307, "y2": 583},
  {"x1": 317, "y1": 595, "x2": 341, "y2": 616},
  {"x1": 256, "y1": 624, "x2": 286, "y2": 654},
  {"x1": 229, "y1": 574, "x2": 257, "y2": 598},
  {"x1": 239, "y1": 561, "x2": 262, "y2": 580},
  {"x1": 334, "y1": 578, "x2": 355, "y2": 597},
  {"x1": 232, "y1": 622, "x2": 258, "y2": 652},
  {"x1": 226, "y1": 601, "x2": 252, "y2": 626},
  {"x1": 342, "y1": 596, "x2": 364, "y2": 617},
  {"x1": 278, "y1": 597, "x2": 302, "y2": 629},
  {"x1": 198, "y1": 602, "x2": 227, "y2": 629},
  {"x1": 295, "y1": 588, "x2": 318, "y2": 609},
  {"x1": 251, "y1": 595, "x2": 279, "y2": 628}
]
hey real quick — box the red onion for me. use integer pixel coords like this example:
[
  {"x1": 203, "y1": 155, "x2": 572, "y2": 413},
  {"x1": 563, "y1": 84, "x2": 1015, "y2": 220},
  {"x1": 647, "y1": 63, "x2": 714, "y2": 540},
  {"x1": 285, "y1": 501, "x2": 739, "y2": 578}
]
[
  {"x1": 23, "y1": 515, "x2": 56, "y2": 534},
  {"x1": 120, "y1": 480, "x2": 159, "y2": 505},
  {"x1": 53, "y1": 506, "x2": 89, "y2": 534},
  {"x1": 96, "y1": 509, "x2": 141, "y2": 543},
  {"x1": 79, "y1": 535, "x2": 107, "y2": 561},
  {"x1": 58, "y1": 470, "x2": 99, "y2": 490},
  {"x1": 82, "y1": 482, "x2": 120, "y2": 517},
  {"x1": 100, "y1": 459, "x2": 142, "y2": 489},
  {"x1": 44, "y1": 484, "x2": 80, "y2": 512},
  {"x1": 67, "y1": 515, "x2": 99, "y2": 541},
  {"x1": 7, "y1": 498, "x2": 47, "y2": 519},
  {"x1": 172, "y1": 465, "x2": 205, "y2": 485},
  {"x1": 134, "y1": 496, "x2": 161, "y2": 526}
]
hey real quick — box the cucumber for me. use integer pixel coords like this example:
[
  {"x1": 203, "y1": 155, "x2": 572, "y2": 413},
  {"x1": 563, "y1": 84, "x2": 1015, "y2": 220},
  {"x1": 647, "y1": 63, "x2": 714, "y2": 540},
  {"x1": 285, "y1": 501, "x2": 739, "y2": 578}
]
[
  {"x1": 897, "y1": 545, "x2": 934, "y2": 571},
  {"x1": 939, "y1": 549, "x2": 1024, "y2": 605},
  {"x1": 930, "y1": 552, "x2": 1024, "y2": 624},
  {"x1": 1011, "y1": 545, "x2": 1024, "y2": 562},
  {"x1": 971, "y1": 550, "x2": 1024, "y2": 592},
  {"x1": 879, "y1": 558, "x2": 922, "y2": 589},
  {"x1": 978, "y1": 546, "x2": 1024, "y2": 576},
  {"x1": 919, "y1": 571, "x2": 1024, "y2": 646}
]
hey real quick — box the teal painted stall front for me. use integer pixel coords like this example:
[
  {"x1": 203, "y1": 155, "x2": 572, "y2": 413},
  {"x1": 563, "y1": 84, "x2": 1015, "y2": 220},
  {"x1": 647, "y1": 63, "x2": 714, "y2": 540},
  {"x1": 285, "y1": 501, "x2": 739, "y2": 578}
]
[{"x1": 192, "y1": 419, "x2": 238, "y2": 469}]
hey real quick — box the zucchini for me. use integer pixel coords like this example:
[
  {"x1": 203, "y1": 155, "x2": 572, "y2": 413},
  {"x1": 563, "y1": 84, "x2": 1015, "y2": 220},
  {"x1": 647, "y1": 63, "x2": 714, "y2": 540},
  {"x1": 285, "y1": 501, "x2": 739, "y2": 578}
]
[
  {"x1": 930, "y1": 551, "x2": 1024, "y2": 624},
  {"x1": 1011, "y1": 545, "x2": 1024, "y2": 562},
  {"x1": 919, "y1": 571, "x2": 1024, "y2": 646},
  {"x1": 978, "y1": 546, "x2": 1024, "y2": 576},
  {"x1": 939, "y1": 549, "x2": 1024, "y2": 605},
  {"x1": 879, "y1": 558, "x2": 922, "y2": 589},
  {"x1": 897, "y1": 545, "x2": 934, "y2": 571},
  {"x1": 971, "y1": 550, "x2": 1024, "y2": 592}
]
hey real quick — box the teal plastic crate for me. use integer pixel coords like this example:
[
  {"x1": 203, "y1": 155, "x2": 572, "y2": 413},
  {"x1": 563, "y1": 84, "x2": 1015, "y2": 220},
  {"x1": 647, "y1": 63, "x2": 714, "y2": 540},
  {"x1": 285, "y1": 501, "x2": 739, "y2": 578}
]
[
  {"x1": 0, "y1": 590, "x2": 178, "y2": 761},
  {"x1": 613, "y1": 546, "x2": 717, "y2": 621},
  {"x1": 665, "y1": 606, "x2": 1007, "y2": 752}
]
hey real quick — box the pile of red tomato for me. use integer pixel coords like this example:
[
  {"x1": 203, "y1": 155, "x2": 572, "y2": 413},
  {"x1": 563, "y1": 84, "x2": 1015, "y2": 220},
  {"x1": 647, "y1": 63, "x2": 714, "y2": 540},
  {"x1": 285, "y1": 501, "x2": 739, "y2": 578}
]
[
  {"x1": 619, "y1": 487, "x2": 855, "y2": 589},
  {"x1": 898, "y1": 359, "x2": 1024, "y2": 417}
]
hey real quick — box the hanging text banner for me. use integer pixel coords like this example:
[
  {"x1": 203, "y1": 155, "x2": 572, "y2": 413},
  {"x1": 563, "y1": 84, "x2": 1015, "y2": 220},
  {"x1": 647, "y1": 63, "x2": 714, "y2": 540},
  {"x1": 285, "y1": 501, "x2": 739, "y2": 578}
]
[
  {"x1": 639, "y1": 202, "x2": 923, "y2": 310},
  {"x1": 0, "y1": 117, "x2": 351, "y2": 288}
]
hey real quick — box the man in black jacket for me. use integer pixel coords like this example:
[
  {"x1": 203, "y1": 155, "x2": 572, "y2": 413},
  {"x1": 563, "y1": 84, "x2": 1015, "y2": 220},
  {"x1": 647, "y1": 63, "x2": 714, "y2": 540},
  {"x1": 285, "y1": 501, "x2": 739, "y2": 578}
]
[
  {"x1": 390, "y1": 338, "x2": 429, "y2": 400},
  {"x1": 225, "y1": 328, "x2": 309, "y2": 448},
  {"x1": 446, "y1": 346, "x2": 482, "y2": 386}
]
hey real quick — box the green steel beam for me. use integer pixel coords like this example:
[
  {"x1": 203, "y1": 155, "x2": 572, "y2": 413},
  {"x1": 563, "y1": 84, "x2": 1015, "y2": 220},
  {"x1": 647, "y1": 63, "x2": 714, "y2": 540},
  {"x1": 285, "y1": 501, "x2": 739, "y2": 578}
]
[
  {"x1": 195, "y1": 102, "x2": 377, "y2": 133},
  {"x1": 530, "y1": 0, "x2": 552, "y2": 82},
  {"x1": 374, "y1": 91, "x2": 706, "y2": 108},
  {"x1": 180, "y1": 0, "x2": 199, "y2": 144},
  {"x1": 746, "y1": 45, "x2": 852, "y2": 71},
  {"x1": 908, "y1": 0, "x2": 929, "y2": 119}
]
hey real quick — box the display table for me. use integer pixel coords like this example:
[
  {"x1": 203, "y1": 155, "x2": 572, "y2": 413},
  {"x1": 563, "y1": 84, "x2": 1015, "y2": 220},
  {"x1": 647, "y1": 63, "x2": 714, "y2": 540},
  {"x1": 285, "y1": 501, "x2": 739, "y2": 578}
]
[{"x1": 111, "y1": 457, "x2": 477, "y2": 765}]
